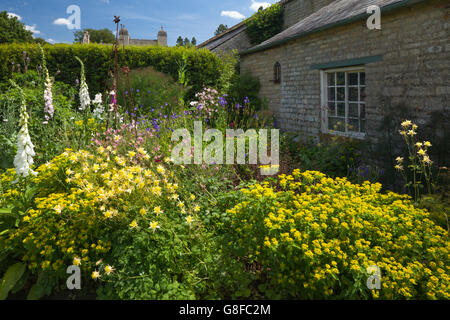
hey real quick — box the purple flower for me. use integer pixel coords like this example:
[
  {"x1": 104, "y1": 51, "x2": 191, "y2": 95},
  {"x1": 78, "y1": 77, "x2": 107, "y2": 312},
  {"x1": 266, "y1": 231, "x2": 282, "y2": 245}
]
[
  {"x1": 125, "y1": 91, "x2": 128, "y2": 95},
  {"x1": 219, "y1": 96, "x2": 228, "y2": 106},
  {"x1": 136, "y1": 89, "x2": 140, "y2": 93},
  {"x1": 244, "y1": 97, "x2": 250, "y2": 104},
  {"x1": 236, "y1": 103, "x2": 242, "y2": 109}
]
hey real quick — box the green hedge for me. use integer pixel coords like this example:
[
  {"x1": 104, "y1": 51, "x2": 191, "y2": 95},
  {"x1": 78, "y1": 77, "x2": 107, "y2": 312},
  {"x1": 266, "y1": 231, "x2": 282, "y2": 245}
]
[{"x1": 0, "y1": 44, "x2": 222, "y2": 100}]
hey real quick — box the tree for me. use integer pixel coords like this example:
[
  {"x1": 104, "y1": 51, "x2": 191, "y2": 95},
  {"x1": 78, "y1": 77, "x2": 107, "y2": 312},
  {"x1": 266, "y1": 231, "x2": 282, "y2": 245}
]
[
  {"x1": 214, "y1": 24, "x2": 228, "y2": 36},
  {"x1": 73, "y1": 28, "x2": 115, "y2": 44},
  {"x1": 33, "y1": 37, "x2": 49, "y2": 45},
  {"x1": 191, "y1": 37, "x2": 197, "y2": 46},
  {"x1": 176, "y1": 36, "x2": 184, "y2": 46},
  {"x1": 183, "y1": 37, "x2": 190, "y2": 46},
  {"x1": 0, "y1": 11, "x2": 34, "y2": 44}
]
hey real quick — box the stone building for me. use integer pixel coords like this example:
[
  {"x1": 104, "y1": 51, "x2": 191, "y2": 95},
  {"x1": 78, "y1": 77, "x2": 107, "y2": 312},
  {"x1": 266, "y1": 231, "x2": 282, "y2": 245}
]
[
  {"x1": 119, "y1": 25, "x2": 167, "y2": 46},
  {"x1": 235, "y1": 0, "x2": 448, "y2": 146}
]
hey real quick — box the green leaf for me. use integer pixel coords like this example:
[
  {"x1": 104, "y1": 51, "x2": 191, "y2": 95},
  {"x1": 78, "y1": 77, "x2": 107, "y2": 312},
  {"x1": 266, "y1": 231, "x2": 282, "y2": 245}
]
[
  {"x1": 11, "y1": 271, "x2": 29, "y2": 294},
  {"x1": 0, "y1": 262, "x2": 26, "y2": 300},
  {"x1": 27, "y1": 283, "x2": 45, "y2": 300},
  {"x1": 0, "y1": 208, "x2": 12, "y2": 214}
]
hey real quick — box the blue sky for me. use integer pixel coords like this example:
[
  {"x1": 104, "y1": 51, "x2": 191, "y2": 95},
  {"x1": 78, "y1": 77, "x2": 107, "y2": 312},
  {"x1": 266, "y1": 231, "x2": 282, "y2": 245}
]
[{"x1": 3, "y1": 0, "x2": 278, "y2": 45}]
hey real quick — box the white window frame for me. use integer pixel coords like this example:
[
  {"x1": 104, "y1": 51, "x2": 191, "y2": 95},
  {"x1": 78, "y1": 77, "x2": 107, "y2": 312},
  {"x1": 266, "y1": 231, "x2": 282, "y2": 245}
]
[{"x1": 320, "y1": 66, "x2": 366, "y2": 139}]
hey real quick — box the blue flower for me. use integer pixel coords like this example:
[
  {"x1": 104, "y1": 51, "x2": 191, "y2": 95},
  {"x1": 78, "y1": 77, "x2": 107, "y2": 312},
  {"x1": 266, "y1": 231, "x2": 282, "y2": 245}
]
[{"x1": 244, "y1": 97, "x2": 250, "y2": 104}]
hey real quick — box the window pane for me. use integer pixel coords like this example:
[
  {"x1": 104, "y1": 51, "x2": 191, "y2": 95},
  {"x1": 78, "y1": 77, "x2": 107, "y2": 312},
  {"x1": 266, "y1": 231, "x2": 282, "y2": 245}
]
[
  {"x1": 336, "y1": 72, "x2": 345, "y2": 86},
  {"x1": 360, "y1": 104, "x2": 366, "y2": 119},
  {"x1": 348, "y1": 73, "x2": 358, "y2": 86},
  {"x1": 347, "y1": 118, "x2": 359, "y2": 132},
  {"x1": 360, "y1": 119, "x2": 366, "y2": 132},
  {"x1": 337, "y1": 87, "x2": 345, "y2": 101},
  {"x1": 327, "y1": 88, "x2": 335, "y2": 101},
  {"x1": 360, "y1": 87, "x2": 366, "y2": 102},
  {"x1": 337, "y1": 103, "x2": 345, "y2": 117},
  {"x1": 349, "y1": 87, "x2": 358, "y2": 102},
  {"x1": 329, "y1": 117, "x2": 345, "y2": 132},
  {"x1": 327, "y1": 73, "x2": 335, "y2": 86},
  {"x1": 349, "y1": 103, "x2": 358, "y2": 117},
  {"x1": 360, "y1": 72, "x2": 365, "y2": 85},
  {"x1": 328, "y1": 102, "x2": 336, "y2": 115}
]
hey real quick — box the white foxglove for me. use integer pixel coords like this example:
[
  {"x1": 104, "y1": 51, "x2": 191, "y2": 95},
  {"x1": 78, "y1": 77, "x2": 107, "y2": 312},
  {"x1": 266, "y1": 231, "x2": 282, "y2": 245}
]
[
  {"x1": 43, "y1": 69, "x2": 53, "y2": 123},
  {"x1": 12, "y1": 82, "x2": 36, "y2": 178},
  {"x1": 75, "y1": 56, "x2": 90, "y2": 111},
  {"x1": 92, "y1": 93, "x2": 104, "y2": 119}
]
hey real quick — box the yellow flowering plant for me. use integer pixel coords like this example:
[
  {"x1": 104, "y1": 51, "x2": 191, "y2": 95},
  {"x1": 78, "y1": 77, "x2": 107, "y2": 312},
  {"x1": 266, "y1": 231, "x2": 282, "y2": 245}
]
[
  {"x1": 0, "y1": 148, "x2": 211, "y2": 299},
  {"x1": 221, "y1": 169, "x2": 449, "y2": 299}
]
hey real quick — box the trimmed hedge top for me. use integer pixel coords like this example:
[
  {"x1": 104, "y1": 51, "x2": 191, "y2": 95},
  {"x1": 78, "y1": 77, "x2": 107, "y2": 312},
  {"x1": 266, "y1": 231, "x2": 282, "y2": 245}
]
[{"x1": 0, "y1": 44, "x2": 222, "y2": 100}]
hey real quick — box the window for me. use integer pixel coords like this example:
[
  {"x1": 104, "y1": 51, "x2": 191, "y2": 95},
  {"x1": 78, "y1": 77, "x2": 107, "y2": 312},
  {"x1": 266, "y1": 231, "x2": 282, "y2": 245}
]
[
  {"x1": 321, "y1": 67, "x2": 366, "y2": 137},
  {"x1": 273, "y1": 62, "x2": 281, "y2": 84}
]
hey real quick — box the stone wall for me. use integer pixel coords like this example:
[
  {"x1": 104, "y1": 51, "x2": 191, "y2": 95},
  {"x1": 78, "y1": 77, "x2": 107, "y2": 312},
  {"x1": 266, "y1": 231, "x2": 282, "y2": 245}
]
[
  {"x1": 130, "y1": 39, "x2": 157, "y2": 46},
  {"x1": 241, "y1": 0, "x2": 449, "y2": 145}
]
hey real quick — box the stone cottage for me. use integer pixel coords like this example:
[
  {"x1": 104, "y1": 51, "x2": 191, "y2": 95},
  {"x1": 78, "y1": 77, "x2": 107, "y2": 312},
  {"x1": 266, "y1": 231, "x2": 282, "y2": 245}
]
[{"x1": 238, "y1": 0, "x2": 449, "y2": 144}]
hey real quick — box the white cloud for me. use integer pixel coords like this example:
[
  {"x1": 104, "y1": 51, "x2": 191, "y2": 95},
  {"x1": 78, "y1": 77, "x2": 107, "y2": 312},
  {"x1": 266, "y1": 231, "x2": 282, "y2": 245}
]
[
  {"x1": 221, "y1": 11, "x2": 245, "y2": 20},
  {"x1": 46, "y1": 38, "x2": 56, "y2": 44},
  {"x1": 7, "y1": 12, "x2": 22, "y2": 20},
  {"x1": 53, "y1": 18, "x2": 72, "y2": 27},
  {"x1": 25, "y1": 24, "x2": 40, "y2": 36},
  {"x1": 250, "y1": 1, "x2": 271, "y2": 12}
]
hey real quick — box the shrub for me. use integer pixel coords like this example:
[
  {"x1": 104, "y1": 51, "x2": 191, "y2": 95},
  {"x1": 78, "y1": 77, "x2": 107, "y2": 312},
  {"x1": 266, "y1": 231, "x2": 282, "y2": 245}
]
[
  {"x1": 116, "y1": 66, "x2": 188, "y2": 116},
  {"x1": 0, "y1": 148, "x2": 213, "y2": 299},
  {"x1": 0, "y1": 44, "x2": 222, "y2": 102},
  {"x1": 282, "y1": 133, "x2": 361, "y2": 178},
  {"x1": 245, "y1": 3, "x2": 284, "y2": 45},
  {"x1": 220, "y1": 170, "x2": 450, "y2": 299}
]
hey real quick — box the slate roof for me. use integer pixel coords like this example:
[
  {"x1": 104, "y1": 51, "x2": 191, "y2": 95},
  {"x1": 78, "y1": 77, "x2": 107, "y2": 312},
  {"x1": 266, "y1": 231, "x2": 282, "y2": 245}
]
[
  {"x1": 242, "y1": 0, "x2": 426, "y2": 55},
  {"x1": 197, "y1": 21, "x2": 247, "y2": 51}
]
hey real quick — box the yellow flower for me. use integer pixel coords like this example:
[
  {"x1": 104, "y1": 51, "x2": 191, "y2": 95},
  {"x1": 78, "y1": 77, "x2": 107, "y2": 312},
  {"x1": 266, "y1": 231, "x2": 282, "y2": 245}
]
[
  {"x1": 185, "y1": 215, "x2": 193, "y2": 225},
  {"x1": 156, "y1": 165, "x2": 165, "y2": 174},
  {"x1": 104, "y1": 265, "x2": 115, "y2": 275},
  {"x1": 423, "y1": 156, "x2": 432, "y2": 164},
  {"x1": 424, "y1": 141, "x2": 432, "y2": 147},
  {"x1": 129, "y1": 220, "x2": 138, "y2": 229},
  {"x1": 73, "y1": 257, "x2": 81, "y2": 266},
  {"x1": 149, "y1": 221, "x2": 160, "y2": 232},
  {"x1": 401, "y1": 120, "x2": 412, "y2": 127},
  {"x1": 153, "y1": 206, "x2": 163, "y2": 215},
  {"x1": 194, "y1": 205, "x2": 200, "y2": 212},
  {"x1": 190, "y1": 194, "x2": 196, "y2": 201},
  {"x1": 128, "y1": 151, "x2": 136, "y2": 158},
  {"x1": 91, "y1": 270, "x2": 101, "y2": 279},
  {"x1": 139, "y1": 208, "x2": 147, "y2": 215},
  {"x1": 418, "y1": 149, "x2": 426, "y2": 156}
]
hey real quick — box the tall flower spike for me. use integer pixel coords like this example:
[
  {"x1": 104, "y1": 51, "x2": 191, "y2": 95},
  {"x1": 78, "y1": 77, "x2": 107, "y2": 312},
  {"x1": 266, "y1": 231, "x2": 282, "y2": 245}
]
[
  {"x1": 75, "y1": 56, "x2": 90, "y2": 111},
  {"x1": 39, "y1": 45, "x2": 54, "y2": 123},
  {"x1": 11, "y1": 81, "x2": 36, "y2": 178}
]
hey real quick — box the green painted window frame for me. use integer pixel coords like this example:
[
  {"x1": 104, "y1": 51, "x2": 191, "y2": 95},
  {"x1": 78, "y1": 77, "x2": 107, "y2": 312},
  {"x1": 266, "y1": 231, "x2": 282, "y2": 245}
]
[{"x1": 311, "y1": 55, "x2": 382, "y2": 70}]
